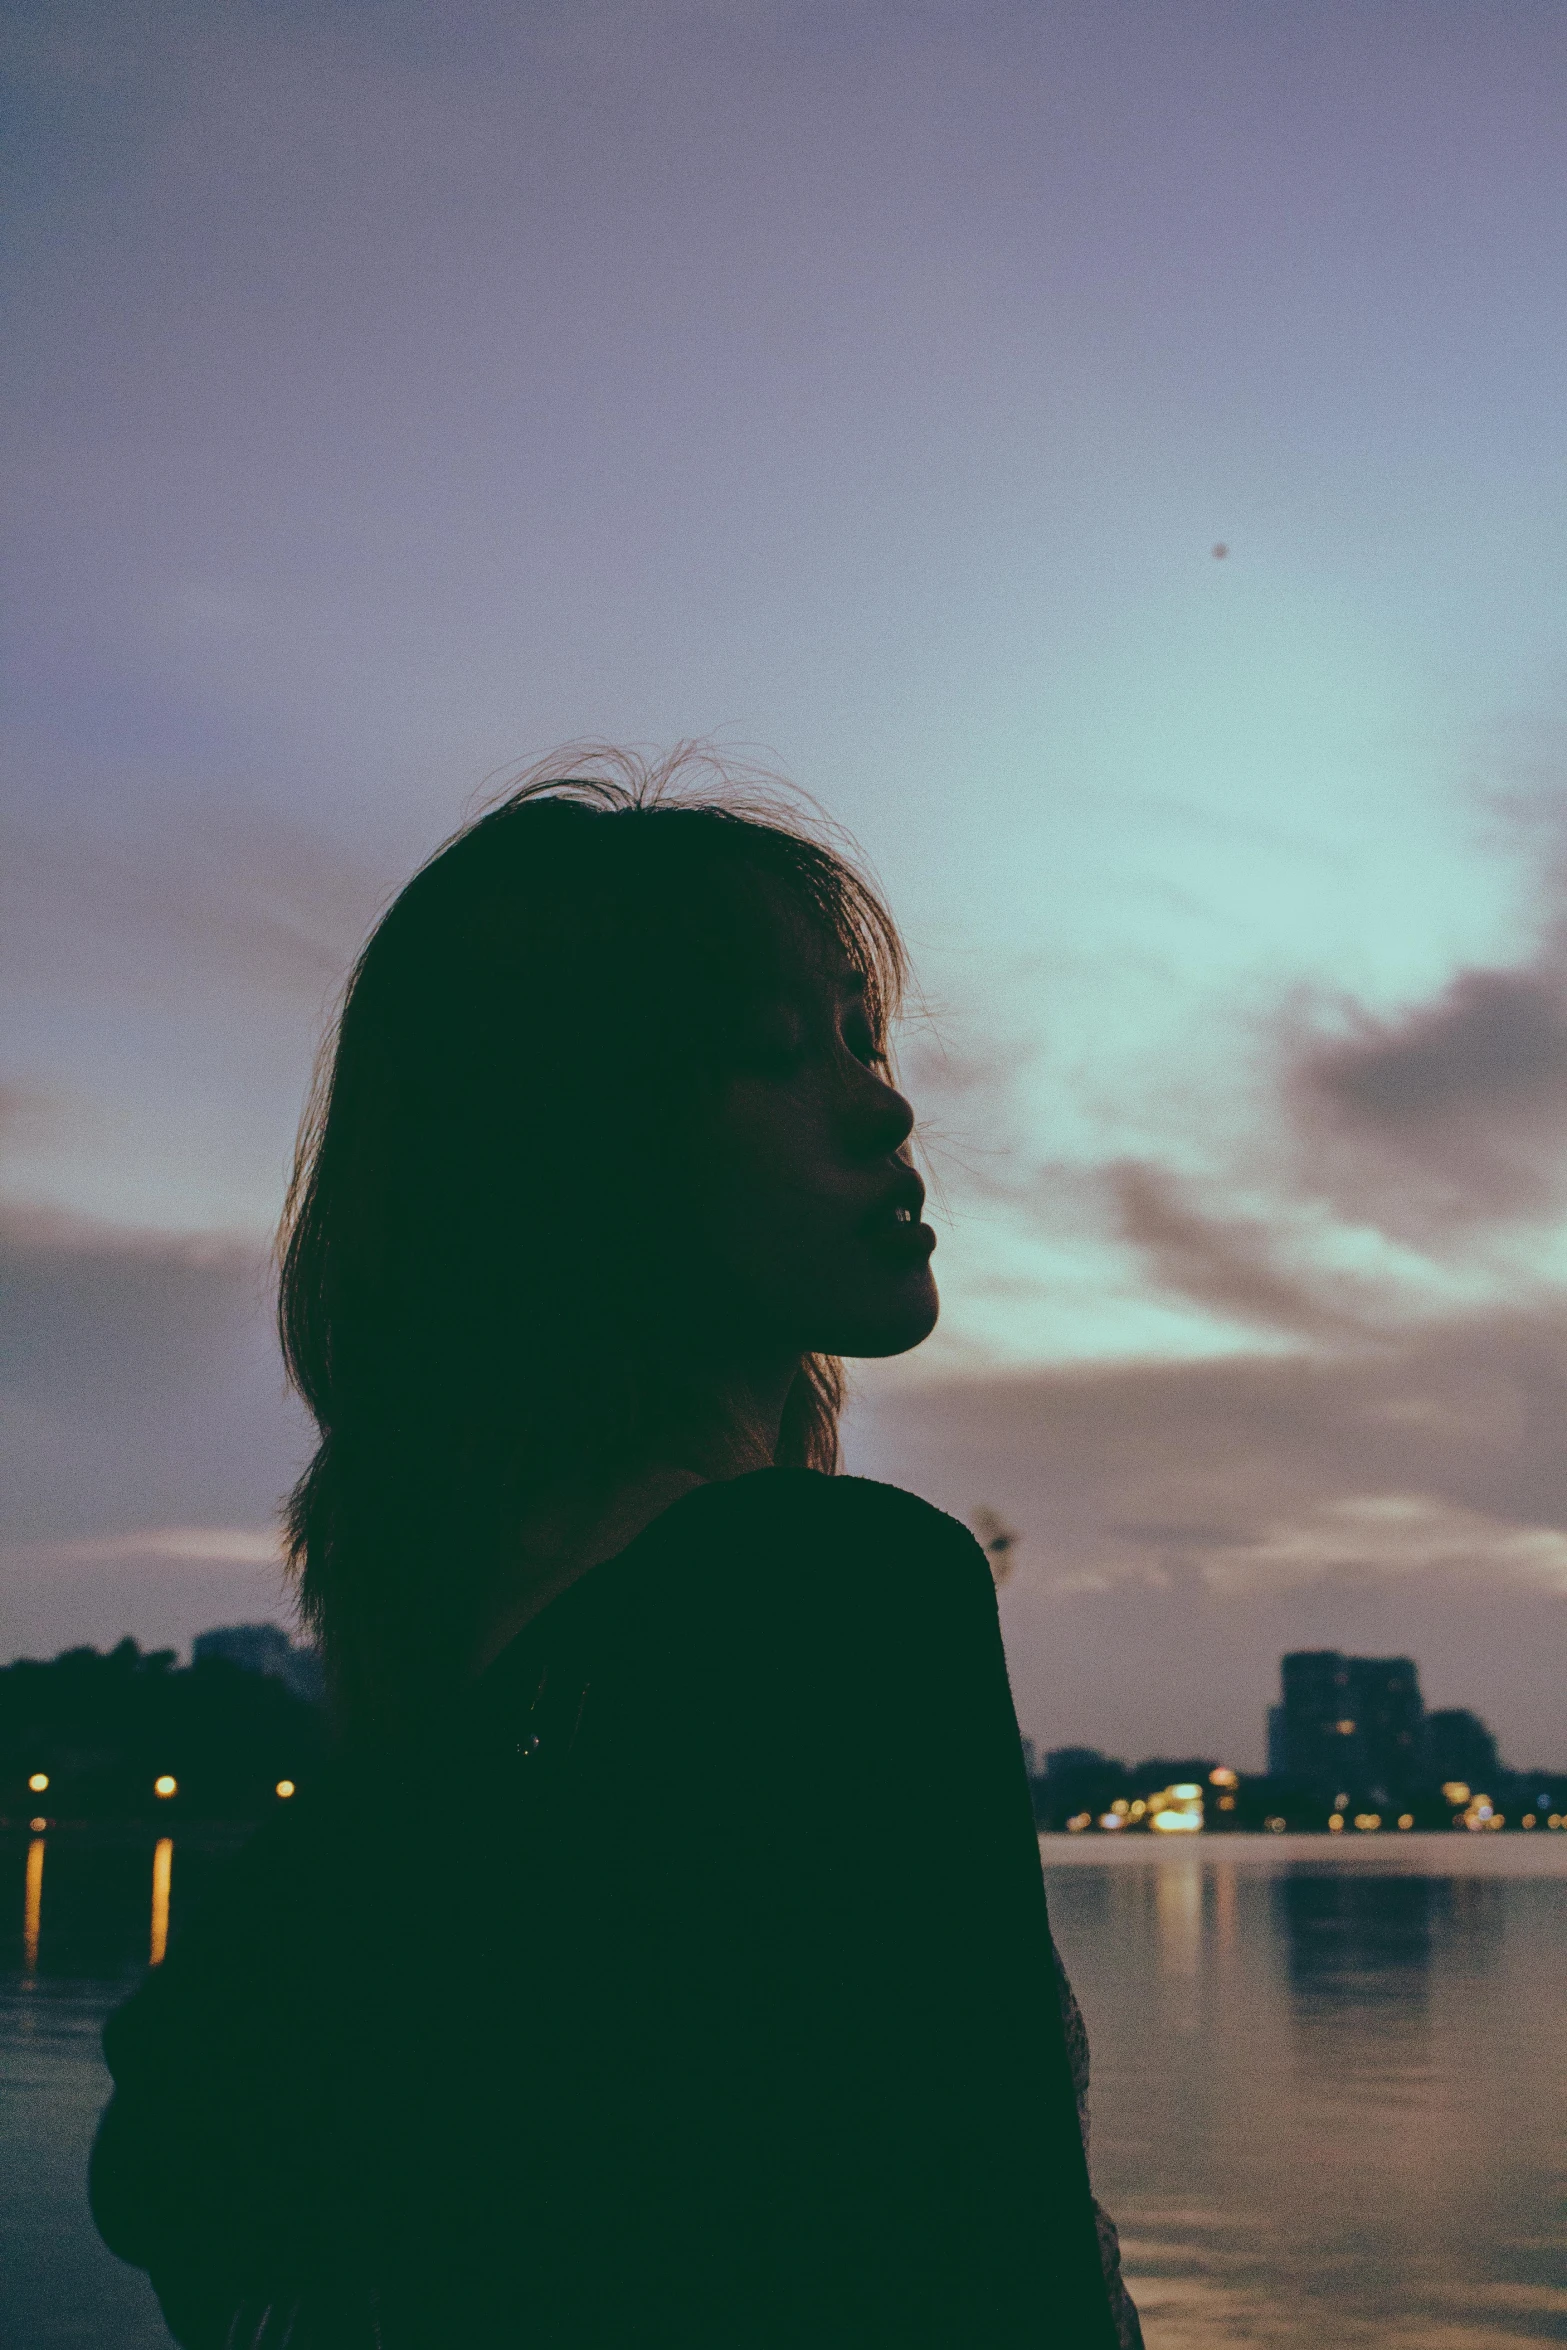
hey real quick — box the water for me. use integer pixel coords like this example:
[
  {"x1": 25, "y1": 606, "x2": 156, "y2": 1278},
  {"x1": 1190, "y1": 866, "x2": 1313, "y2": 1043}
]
[
  {"x1": 3, "y1": 1828, "x2": 1564, "y2": 2349},
  {"x1": 1047, "y1": 1836, "x2": 1567, "y2": 2348}
]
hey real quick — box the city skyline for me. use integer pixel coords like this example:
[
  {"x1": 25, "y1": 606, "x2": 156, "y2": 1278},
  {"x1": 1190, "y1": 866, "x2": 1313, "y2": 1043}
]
[{"x1": 7, "y1": 1622, "x2": 1562, "y2": 1830}]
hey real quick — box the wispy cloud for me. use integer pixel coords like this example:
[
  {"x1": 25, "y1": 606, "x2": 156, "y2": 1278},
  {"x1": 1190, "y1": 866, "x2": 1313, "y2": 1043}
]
[
  {"x1": 0, "y1": 1206, "x2": 307, "y2": 1557},
  {"x1": 0, "y1": 801, "x2": 387, "y2": 1016},
  {"x1": 1106, "y1": 1158, "x2": 1372, "y2": 1341},
  {"x1": 850, "y1": 1303, "x2": 1567, "y2": 1763},
  {"x1": 1196, "y1": 1493, "x2": 1567, "y2": 1599},
  {"x1": 3, "y1": 1525, "x2": 283, "y2": 1570},
  {"x1": 1290, "y1": 951, "x2": 1567, "y2": 1237}
]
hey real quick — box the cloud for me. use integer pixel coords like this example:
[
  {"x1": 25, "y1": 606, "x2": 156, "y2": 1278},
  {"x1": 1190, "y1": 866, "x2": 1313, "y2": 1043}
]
[
  {"x1": 0, "y1": 1207, "x2": 308, "y2": 1556},
  {"x1": 1196, "y1": 1493, "x2": 1567, "y2": 1599},
  {"x1": 0, "y1": 1525, "x2": 294, "y2": 1664},
  {"x1": 847, "y1": 1307, "x2": 1567, "y2": 1765},
  {"x1": 1290, "y1": 956, "x2": 1567, "y2": 1235},
  {"x1": 1106, "y1": 1158, "x2": 1369, "y2": 1340},
  {"x1": 5, "y1": 1526, "x2": 283, "y2": 1570},
  {"x1": 0, "y1": 800, "x2": 387, "y2": 1017},
  {"x1": 0, "y1": 1206, "x2": 310, "y2": 1657}
]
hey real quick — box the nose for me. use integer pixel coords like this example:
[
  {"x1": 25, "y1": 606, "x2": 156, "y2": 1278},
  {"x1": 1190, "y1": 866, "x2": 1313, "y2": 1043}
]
[{"x1": 850, "y1": 1064, "x2": 916, "y2": 1161}]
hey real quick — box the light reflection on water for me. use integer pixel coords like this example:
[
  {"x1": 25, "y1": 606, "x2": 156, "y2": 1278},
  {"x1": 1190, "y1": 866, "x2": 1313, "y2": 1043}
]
[
  {"x1": 148, "y1": 1839, "x2": 173, "y2": 1970},
  {"x1": 1, "y1": 1830, "x2": 1563, "y2": 2349},
  {"x1": 1045, "y1": 1835, "x2": 1567, "y2": 2349}
]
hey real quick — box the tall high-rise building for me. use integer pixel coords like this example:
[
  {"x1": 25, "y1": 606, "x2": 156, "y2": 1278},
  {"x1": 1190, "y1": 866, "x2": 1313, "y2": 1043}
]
[
  {"x1": 1275, "y1": 1650, "x2": 1424, "y2": 1801},
  {"x1": 1266, "y1": 1704, "x2": 1288, "y2": 1777}
]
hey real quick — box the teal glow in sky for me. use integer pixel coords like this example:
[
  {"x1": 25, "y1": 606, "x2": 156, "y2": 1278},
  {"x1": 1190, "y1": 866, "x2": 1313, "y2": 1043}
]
[{"x1": 4, "y1": 0, "x2": 1565, "y2": 1760}]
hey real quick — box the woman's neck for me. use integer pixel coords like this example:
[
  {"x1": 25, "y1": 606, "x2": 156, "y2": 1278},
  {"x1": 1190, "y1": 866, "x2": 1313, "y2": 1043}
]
[{"x1": 470, "y1": 1353, "x2": 799, "y2": 1674}]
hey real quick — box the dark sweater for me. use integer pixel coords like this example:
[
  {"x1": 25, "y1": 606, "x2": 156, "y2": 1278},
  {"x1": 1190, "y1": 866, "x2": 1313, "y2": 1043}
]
[{"x1": 90, "y1": 1469, "x2": 1125, "y2": 2347}]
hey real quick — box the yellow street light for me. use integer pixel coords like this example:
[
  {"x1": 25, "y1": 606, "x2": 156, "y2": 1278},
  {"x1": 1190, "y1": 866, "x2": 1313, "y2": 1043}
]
[
  {"x1": 28, "y1": 1772, "x2": 49, "y2": 1793},
  {"x1": 154, "y1": 1774, "x2": 177, "y2": 1799},
  {"x1": 275, "y1": 1779, "x2": 296, "y2": 1799}
]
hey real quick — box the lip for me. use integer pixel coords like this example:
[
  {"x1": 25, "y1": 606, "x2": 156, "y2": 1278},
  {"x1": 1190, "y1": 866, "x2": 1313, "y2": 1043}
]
[
  {"x1": 859, "y1": 1167, "x2": 934, "y2": 1260},
  {"x1": 863, "y1": 1216, "x2": 937, "y2": 1262},
  {"x1": 859, "y1": 1167, "x2": 927, "y2": 1238}
]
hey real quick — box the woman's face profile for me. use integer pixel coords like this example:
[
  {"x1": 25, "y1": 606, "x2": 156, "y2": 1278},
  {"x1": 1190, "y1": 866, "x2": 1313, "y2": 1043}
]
[{"x1": 695, "y1": 916, "x2": 939, "y2": 1365}]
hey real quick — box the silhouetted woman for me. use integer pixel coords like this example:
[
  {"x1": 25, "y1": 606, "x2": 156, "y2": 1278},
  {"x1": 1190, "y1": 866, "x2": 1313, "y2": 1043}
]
[{"x1": 91, "y1": 753, "x2": 1141, "y2": 2348}]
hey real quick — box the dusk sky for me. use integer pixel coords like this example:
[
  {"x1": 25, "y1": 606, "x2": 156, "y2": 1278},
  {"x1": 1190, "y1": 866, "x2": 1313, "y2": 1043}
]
[{"x1": 5, "y1": 0, "x2": 1566, "y2": 1766}]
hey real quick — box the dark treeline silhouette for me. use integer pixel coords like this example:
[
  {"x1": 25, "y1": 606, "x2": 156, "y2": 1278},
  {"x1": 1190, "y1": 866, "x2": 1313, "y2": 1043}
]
[{"x1": 1, "y1": 1639, "x2": 326, "y2": 1822}]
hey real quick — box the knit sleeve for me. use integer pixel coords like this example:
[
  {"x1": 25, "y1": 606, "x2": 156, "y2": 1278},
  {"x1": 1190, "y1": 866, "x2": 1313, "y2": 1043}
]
[{"x1": 1052, "y1": 1939, "x2": 1146, "y2": 2350}]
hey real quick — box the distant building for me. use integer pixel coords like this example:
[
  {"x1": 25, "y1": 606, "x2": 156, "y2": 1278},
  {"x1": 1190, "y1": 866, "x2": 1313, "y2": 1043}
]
[
  {"x1": 194, "y1": 1623, "x2": 325, "y2": 1707},
  {"x1": 1266, "y1": 1703, "x2": 1288, "y2": 1777},
  {"x1": 1425, "y1": 1707, "x2": 1500, "y2": 1791},
  {"x1": 1276, "y1": 1650, "x2": 1424, "y2": 1802}
]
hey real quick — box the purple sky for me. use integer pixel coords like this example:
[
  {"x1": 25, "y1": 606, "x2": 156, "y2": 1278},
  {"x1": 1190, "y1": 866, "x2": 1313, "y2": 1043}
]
[{"x1": 4, "y1": 0, "x2": 1566, "y2": 1765}]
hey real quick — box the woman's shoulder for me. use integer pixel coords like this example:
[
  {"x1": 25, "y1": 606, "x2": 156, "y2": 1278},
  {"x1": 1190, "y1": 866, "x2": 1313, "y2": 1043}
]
[
  {"x1": 636, "y1": 1467, "x2": 997, "y2": 1649},
  {"x1": 690, "y1": 1463, "x2": 976, "y2": 1539}
]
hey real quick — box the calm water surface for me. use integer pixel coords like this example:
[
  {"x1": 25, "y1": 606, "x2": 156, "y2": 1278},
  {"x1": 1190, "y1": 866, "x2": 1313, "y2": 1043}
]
[
  {"x1": 2, "y1": 1827, "x2": 1564, "y2": 2348},
  {"x1": 1048, "y1": 1836, "x2": 1567, "y2": 2349}
]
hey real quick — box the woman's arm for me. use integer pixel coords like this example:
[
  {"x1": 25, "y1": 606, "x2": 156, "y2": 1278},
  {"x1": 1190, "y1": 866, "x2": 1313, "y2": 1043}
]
[
  {"x1": 624, "y1": 1474, "x2": 1126, "y2": 2347},
  {"x1": 89, "y1": 1779, "x2": 389, "y2": 2348}
]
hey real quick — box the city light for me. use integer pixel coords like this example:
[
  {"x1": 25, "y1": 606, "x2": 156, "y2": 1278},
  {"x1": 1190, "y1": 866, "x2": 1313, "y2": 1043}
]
[
  {"x1": 1099, "y1": 1811, "x2": 1125, "y2": 1831},
  {"x1": 1148, "y1": 1783, "x2": 1204, "y2": 1833},
  {"x1": 1397, "y1": 1814, "x2": 1414, "y2": 1830},
  {"x1": 1442, "y1": 1781, "x2": 1471, "y2": 1805},
  {"x1": 1265, "y1": 1816, "x2": 1286, "y2": 1833},
  {"x1": 1353, "y1": 1812, "x2": 1381, "y2": 1832},
  {"x1": 154, "y1": 1775, "x2": 177, "y2": 1798},
  {"x1": 1208, "y1": 1766, "x2": 1238, "y2": 1788},
  {"x1": 28, "y1": 1772, "x2": 49, "y2": 1792},
  {"x1": 275, "y1": 1780, "x2": 296, "y2": 1799},
  {"x1": 1328, "y1": 1813, "x2": 1344, "y2": 1831}
]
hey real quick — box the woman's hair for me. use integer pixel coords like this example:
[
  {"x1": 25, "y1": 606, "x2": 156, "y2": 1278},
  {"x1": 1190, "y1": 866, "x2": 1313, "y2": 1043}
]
[{"x1": 278, "y1": 747, "x2": 907, "y2": 1740}]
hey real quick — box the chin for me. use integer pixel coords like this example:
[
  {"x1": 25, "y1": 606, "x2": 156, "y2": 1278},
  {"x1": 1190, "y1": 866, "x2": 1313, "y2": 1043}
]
[{"x1": 831, "y1": 1269, "x2": 940, "y2": 1360}]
